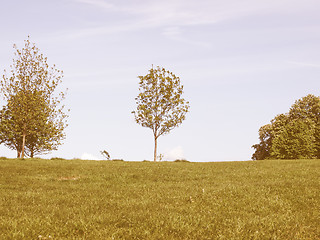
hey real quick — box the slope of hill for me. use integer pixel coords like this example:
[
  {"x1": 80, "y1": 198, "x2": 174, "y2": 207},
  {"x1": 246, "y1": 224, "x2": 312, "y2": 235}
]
[{"x1": 0, "y1": 159, "x2": 319, "y2": 239}]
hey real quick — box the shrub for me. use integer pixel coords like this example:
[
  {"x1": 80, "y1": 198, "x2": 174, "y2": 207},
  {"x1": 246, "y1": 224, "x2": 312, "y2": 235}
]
[
  {"x1": 50, "y1": 157, "x2": 66, "y2": 161},
  {"x1": 174, "y1": 159, "x2": 189, "y2": 163}
]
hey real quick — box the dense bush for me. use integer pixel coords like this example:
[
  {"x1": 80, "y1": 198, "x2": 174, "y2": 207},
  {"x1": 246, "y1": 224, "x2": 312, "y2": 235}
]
[{"x1": 174, "y1": 159, "x2": 190, "y2": 162}]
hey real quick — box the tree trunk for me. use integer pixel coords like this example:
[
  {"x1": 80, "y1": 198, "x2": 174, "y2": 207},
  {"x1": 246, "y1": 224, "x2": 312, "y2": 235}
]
[
  {"x1": 21, "y1": 127, "x2": 26, "y2": 159},
  {"x1": 154, "y1": 136, "x2": 157, "y2": 162},
  {"x1": 17, "y1": 150, "x2": 21, "y2": 158}
]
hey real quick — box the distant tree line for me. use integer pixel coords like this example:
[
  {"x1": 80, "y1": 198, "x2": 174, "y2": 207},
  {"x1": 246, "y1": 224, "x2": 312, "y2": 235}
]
[
  {"x1": 252, "y1": 94, "x2": 320, "y2": 160},
  {"x1": 9, "y1": 37, "x2": 318, "y2": 161}
]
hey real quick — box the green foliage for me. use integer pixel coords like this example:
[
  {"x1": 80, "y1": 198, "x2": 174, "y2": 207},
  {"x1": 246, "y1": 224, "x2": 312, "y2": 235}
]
[
  {"x1": 158, "y1": 153, "x2": 164, "y2": 161},
  {"x1": 132, "y1": 66, "x2": 190, "y2": 161},
  {"x1": 289, "y1": 94, "x2": 320, "y2": 158},
  {"x1": 0, "y1": 37, "x2": 68, "y2": 158},
  {"x1": 252, "y1": 94, "x2": 320, "y2": 160},
  {"x1": 50, "y1": 157, "x2": 66, "y2": 161},
  {"x1": 0, "y1": 159, "x2": 319, "y2": 239},
  {"x1": 251, "y1": 123, "x2": 273, "y2": 160},
  {"x1": 174, "y1": 159, "x2": 190, "y2": 162},
  {"x1": 271, "y1": 119, "x2": 316, "y2": 159}
]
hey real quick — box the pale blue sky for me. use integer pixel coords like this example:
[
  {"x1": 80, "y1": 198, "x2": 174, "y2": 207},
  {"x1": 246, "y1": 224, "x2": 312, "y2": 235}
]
[{"x1": 1, "y1": 0, "x2": 320, "y2": 161}]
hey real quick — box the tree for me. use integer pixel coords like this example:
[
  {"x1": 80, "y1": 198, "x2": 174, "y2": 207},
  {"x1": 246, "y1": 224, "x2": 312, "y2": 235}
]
[
  {"x1": 0, "y1": 89, "x2": 48, "y2": 157},
  {"x1": 271, "y1": 119, "x2": 316, "y2": 159},
  {"x1": 252, "y1": 114, "x2": 288, "y2": 160},
  {"x1": 252, "y1": 94, "x2": 320, "y2": 160},
  {"x1": 251, "y1": 124, "x2": 273, "y2": 160},
  {"x1": 0, "y1": 105, "x2": 23, "y2": 157},
  {"x1": 132, "y1": 66, "x2": 190, "y2": 162},
  {"x1": 0, "y1": 37, "x2": 68, "y2": 158},
  {"x1": 288, "y1": 94, "x2": 320, "y2": 158}
]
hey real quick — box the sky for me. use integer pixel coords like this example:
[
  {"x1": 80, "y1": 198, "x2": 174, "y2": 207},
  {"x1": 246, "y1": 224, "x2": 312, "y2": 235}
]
[{"x1": 0, "y1": 0, "x2": 320, "y2": 161}]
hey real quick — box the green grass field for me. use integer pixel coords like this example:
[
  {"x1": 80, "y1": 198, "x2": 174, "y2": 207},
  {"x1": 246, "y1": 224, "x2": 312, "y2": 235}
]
[{"x1": 0, "y1": 159, "x2": 319, "y2": 239}]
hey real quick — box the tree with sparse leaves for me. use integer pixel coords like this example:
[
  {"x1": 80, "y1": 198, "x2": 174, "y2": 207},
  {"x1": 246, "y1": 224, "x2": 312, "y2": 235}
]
[
  {"x1": 0, "y1": 37, "x2": 68, "y2": 158},
  {"x1": 132, "y1": 66, "x2": 190, "y2": 162}
]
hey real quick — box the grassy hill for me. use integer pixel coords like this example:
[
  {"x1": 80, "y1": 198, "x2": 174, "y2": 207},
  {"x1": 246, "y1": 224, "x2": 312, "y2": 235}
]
[{"x1": 0, "y1": 159, "x2": 319, "y2": 239}]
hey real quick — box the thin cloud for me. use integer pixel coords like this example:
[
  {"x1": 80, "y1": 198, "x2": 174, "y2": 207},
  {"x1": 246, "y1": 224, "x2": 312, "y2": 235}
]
[
  {"x1": 72, "y1": 0, "x2": 317, "y2": 27},
  {"x1": 72, "y1": 0, "x2": 116, "y2": 10},
  {"x1": 63, "y1": 0, "x2": 319, "y2": 42},
  {"x1": 162, "y1": 26, "x2": 213, "y2": 48},
  {"x1": 287, "y1": 61, "x2": 320, "y2": 68}
]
